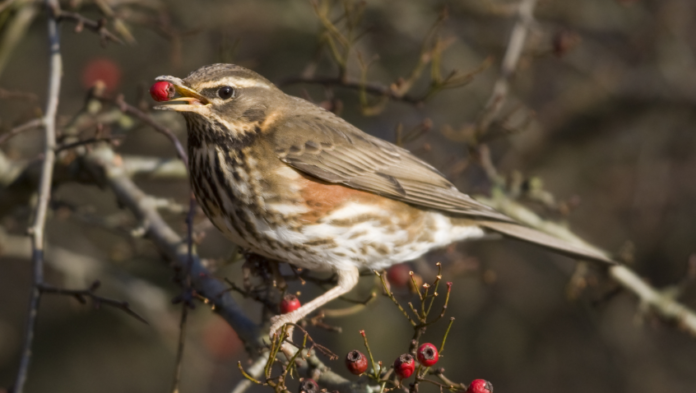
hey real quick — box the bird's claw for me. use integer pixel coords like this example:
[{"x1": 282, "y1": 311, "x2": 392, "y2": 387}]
[{"x1": 269, "y1": 313, "x2": 296, "y2": 339}]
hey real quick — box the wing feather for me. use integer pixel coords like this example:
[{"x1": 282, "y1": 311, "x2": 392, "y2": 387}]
[{"x1": 271, "y1": 98, "x2": 512, "y2": 222}]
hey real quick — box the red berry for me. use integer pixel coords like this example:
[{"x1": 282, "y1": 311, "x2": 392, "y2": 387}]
[
  {"x1": 82, "y1": 58, "x2": 121, "y2": 92},
  {"x1": 298, "y1": 378, "x2": 319, "y2": 393},
  {"x1": 150, "y1": 81, "x2": 175, "y2": 102},
  {"x1": 387, "y1": 264, "x2": 410, "y2": 288},
  {"x1": 467, "y1": 379, "x2": 493, "y2": 393},
  {"x1": 201, "y1": 317, "x2": 242, "y2": 360},
  {"x1": 416, "y1": 343, "x2": 439, "y2": 367},
  {"x1": 280, "y1": 294, "x2": 301, "y2": 314},
  {"x1": 393, "y1": 354, "x2": 415, "y2": 379},
  {"x1": 345, "y1": 350, "x2": 368, "y2": 375}
]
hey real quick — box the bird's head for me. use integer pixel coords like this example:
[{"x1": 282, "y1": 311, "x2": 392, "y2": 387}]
[{"x1": 154, "y1": 64, "x2": 284, "y2": 139}]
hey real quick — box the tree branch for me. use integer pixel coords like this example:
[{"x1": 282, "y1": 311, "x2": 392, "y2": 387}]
[
  {"x1": 477, "y1": 195, "x2": 696, "y2": 336},
  {"x1": 81, "y1": 146, "x2": 262, "y2": 346},
  {"x1": 12, "y1": 1, "x2": 62, "y2": 391}
]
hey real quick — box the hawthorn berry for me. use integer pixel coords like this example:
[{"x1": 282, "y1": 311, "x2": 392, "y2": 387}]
[
  {"x1": 387, "y1": 264, "x2": 410, "y2": 288},
  {"x1": 298, "y1": 378, "x2": 319, "y2": 393},
  {"x1": 82, "y1": 58, "x2": 121, "y2": 92},
  {"x1": 150, "y1": 81, "x2": 175, "y2": 102},
  {"x1": 466, "y1": 379, "x2": 493, "y2": 393},
  {"x1": 416, "y1": 343, "x2": 439, "y2": 367},
  {"x1": 280, "y1": 294, "x2": 301, "y2": 314},
  {"x1": 345, "y1": 350, "x2": 368, "y2": 375},
  {"x1": 393, "y1": 353, "x2": 415, "y2": 379}
]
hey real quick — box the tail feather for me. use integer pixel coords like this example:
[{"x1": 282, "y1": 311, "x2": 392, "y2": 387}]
[{"x1": 480, "y1": 221, "x2": 614, "y2": 264}]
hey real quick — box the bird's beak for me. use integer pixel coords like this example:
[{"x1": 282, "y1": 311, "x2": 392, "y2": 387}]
[{"x1": 153, "y1": 75, "x2": 210, "y2": 112}]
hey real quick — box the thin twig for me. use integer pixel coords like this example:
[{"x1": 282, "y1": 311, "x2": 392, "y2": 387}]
[
  {"x1": 38, "y1": 283, "x2": 148, "y2": 324},
  {"x1": 54, "y1": 134, "x2": 125, "y2": 152},
  {"x1": 0, "y1": 118, "x2": 43, "y2": 146},
  {"x1": 280, "y1": 76, "x2": 423, "y2": 105},
  {"x1": 13, "y1": 1, "x2": 61, "y2": 391},
  {"x1": 121, "y1": 155, "x2": 188, "y2": 179},
  {"x1": 170, "y1": 193, "x2": 197, "y2": 393},
  {"x1": 56, "y1": 10, "x2": 123, "y2": 45},
  {"x1": 111, "y1": 95, "x2": 188, "y2": 165},
  {"x1": 0, "y1": 87, "x2": 38, "y2": 101},
  {"x1": 476, "y1": 0, "x2": 537, "y2": 135},
  {"x1": 170, "y1": 302, "x2": 188, "y2": 393},
  {"x1": 232, "y1": 352, "x2": 270, "y2": 393}
]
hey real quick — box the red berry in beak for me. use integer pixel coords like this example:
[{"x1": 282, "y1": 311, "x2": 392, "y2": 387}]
[
  {"x1": 150, "y1": 81, "x2": 175, "y2": 102},
  {"x1": 345, "y1": 350, "x2": 368, "y2": 375},
  {"x1": 280, "y1": 294, "x2": 301, "y2": 314},
  {"x1": 393, "y1": 353, "x2": 415, "y2": 379},
  {"x1": 466, "y1": 379, "x2": 494, "y2": 393},
  {"x1": 416, "y1": 342, "x2": 439, "y2": 367}
]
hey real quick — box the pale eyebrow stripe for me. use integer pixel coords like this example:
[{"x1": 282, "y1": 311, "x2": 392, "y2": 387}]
[{"x1": 195, "y1": 76, "x2": 271, "y2": 90}]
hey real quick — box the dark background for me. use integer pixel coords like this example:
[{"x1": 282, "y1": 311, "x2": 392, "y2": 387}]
[{"x1": 1, "y1": 0, "x2": 696, "y2": 392}]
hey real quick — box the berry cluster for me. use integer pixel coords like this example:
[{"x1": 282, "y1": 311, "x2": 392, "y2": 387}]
[
  {"x1": 238, "y1": 263, "x2": 494, "y2": 393},
  {"x1": 335, "y1": 264, "x2": 494, "y2": 392},
  {"x1": 343, "y1": 337, "x2": 491, "y2": 392}
]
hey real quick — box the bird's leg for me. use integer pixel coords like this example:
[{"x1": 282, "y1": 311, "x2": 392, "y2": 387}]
[{"x1": 269, "y1": 266, "x2": 359, "y2": 337}]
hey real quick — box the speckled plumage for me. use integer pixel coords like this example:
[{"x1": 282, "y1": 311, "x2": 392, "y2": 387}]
[{"x1": 155, "y1": 64, "x2": 613, "y2": 334}]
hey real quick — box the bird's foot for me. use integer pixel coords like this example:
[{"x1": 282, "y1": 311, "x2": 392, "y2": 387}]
[{"x1": 269, "y1": 313, "x2": 297, "y2": 340}]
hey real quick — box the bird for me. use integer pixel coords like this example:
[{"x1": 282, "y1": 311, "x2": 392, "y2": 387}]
[{"x1": 153, "y1": 63, "x2": 613, "y2": 336}]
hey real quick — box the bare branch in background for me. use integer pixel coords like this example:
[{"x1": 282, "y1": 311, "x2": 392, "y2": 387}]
[
  {"x1": 56, "y1": 10, "x2": 124, "y2": 45},
  {"x1": 0, "y1": 118, "x2": 43, "y2": 146},
  {"x1": 476, "y1": 0, "x2": 537, "y2": 137},
  {"x1": 281, "y1": 76, "x2": 424, "y2": 105},
  {"x1": 38, "y1": 282, "x2": 148, "y2": 324},
  {"x1": 0, "y1": 87, "x2": 38, "y2": 101},
  {"x1": 469, "y1": 0, "x2": 696, "y2": 337}
]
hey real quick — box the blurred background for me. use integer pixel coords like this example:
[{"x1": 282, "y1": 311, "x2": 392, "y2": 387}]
[{"x1": 1, "y1": 0, "x2": 696, "y2": 392}]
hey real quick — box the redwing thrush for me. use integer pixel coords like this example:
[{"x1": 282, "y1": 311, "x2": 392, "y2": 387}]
[{"x1": 154, "y1": 64, "x2": 613, "y2": 335}]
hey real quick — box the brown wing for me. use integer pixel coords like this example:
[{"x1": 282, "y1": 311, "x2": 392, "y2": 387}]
[
  {"x1": 269, "y1": 98, "x2": 614, "y2": 264},
  {"x1": 270, "y1": 98, "x2": 513, "y2": 222}
]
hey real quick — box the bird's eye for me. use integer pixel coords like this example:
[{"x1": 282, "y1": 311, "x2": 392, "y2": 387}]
[{"x1": 217, "y1": 86, "x2": 235, "y2": 100}]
